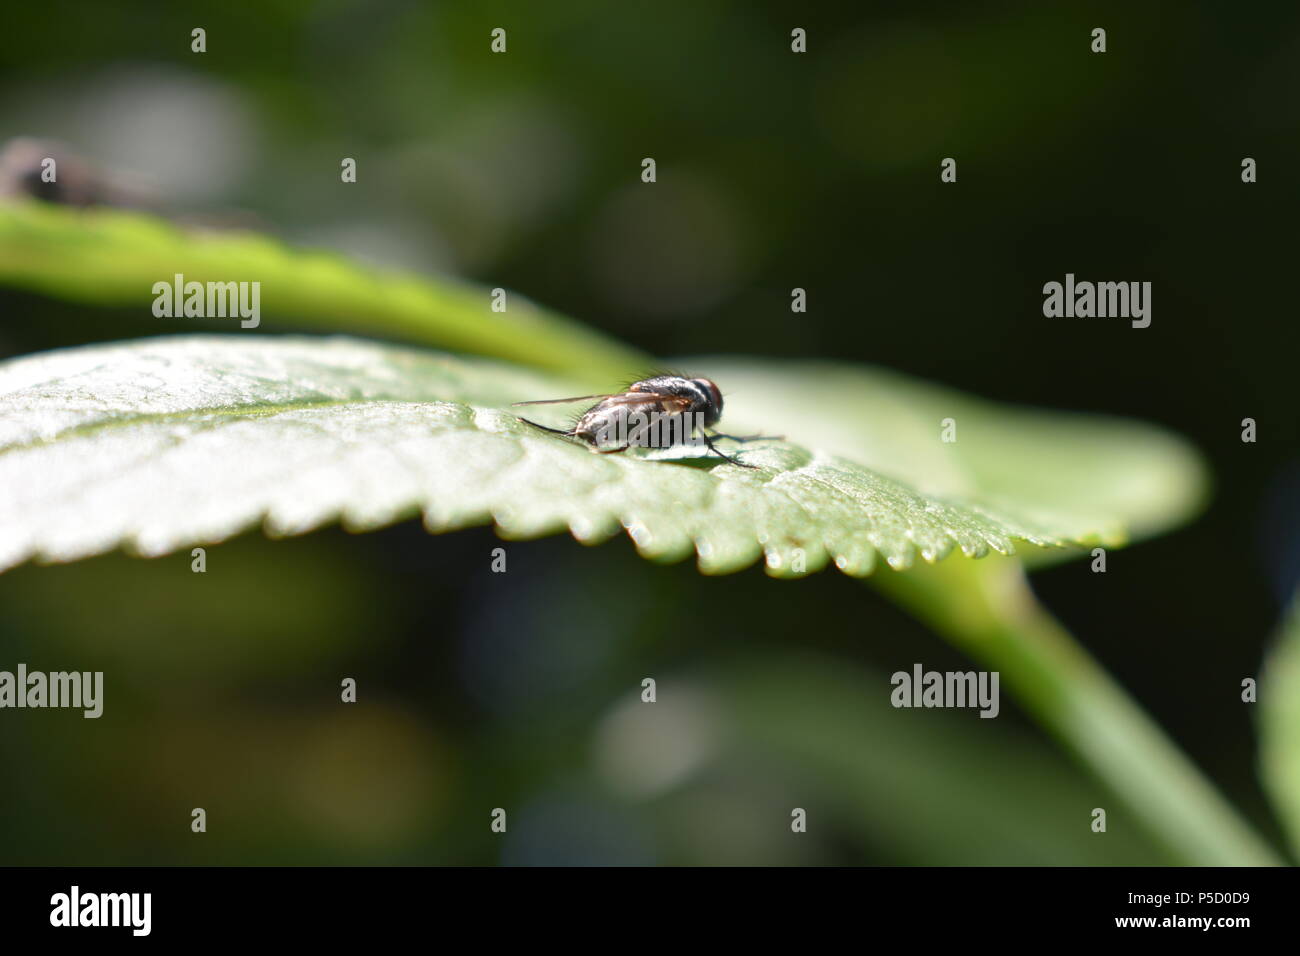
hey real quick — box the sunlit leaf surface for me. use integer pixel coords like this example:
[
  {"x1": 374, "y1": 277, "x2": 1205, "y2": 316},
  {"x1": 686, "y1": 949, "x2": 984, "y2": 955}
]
[{"x1": 0, "y1": 336, "x2": 1205, "y2": 578}]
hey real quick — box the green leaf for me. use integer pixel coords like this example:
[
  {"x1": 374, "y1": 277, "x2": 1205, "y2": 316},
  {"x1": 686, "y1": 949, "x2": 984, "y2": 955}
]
[
  {"x1": 1261, "y1": 590, "x2": 1300, "y2": 858},
  {"x1": 697, "y1": 358, "x2": 1208, "y2": 562},
  {"x1": 0, "y1": 200, "x2": 645, "y2": 381},
  {"x1": 0, "y1": 335, "x2": 1199, "y2": 578}
]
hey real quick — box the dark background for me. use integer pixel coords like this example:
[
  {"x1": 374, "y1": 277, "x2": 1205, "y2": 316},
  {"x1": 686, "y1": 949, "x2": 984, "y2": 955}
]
[{"x1": 0, "y1": 0, "x2": 1295, "y2": 863}]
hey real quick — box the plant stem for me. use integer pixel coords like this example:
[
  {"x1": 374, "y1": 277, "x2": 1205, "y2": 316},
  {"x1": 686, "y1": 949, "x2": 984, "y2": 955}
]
[
  {"x1": 0, "y1": 203, "x2": 649, "y2": 383},
  {"x1": 871, "y1": 555, "x2": 1283, "y2": 866}
]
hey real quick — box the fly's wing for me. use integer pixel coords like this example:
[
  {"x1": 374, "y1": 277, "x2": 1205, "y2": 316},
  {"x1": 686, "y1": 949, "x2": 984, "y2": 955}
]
[
  {"x1": 511, "y1": 394, "x2": 613, "y2": 407},
  {"x1": 597, "y1": 392, "x2": 695, "y2": 447},
  {"x1": 515, "y1": 390, "x2": 695, "y2": 447},
  {"x1": 579, "y1": 393, "x2": 694, "y2": 434},
  {"x1": 598, "y1": 392, "x2": 693, "y2": 412},
  {"x1": 512, "y1": 392, "x2": 692, "y2": 411}
]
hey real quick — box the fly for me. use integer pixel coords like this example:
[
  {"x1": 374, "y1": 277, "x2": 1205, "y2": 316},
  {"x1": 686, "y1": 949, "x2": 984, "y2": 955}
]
[{"x1": 512, "y1": 375, "x2": 770, "y2": 468}]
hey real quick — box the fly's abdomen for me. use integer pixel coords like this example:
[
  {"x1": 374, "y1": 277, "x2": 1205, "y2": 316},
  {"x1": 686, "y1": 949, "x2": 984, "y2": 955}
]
[{"x1": 575, "y1": 403, "x2": 695, "y2": 449}]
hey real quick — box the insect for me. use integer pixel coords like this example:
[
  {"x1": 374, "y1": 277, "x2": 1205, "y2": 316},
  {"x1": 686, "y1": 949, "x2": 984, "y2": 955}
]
[{"x1": 512, "y1": 375, "x2": 769, "y2": 468}]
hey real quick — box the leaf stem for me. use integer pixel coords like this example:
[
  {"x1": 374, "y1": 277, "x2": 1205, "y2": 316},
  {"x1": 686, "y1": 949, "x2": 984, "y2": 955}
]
[
  {"x1": 0, "y1": 203, "x2": 648, "y2": 382},
  {"x1": 871, "y1": 556, "x2": 1283, "y2": 866}
]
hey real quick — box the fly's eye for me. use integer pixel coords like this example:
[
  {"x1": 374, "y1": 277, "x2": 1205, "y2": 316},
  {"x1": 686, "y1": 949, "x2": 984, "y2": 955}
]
[{"x1": 697, "y1": 379, "x2": 723, "y2": 414}]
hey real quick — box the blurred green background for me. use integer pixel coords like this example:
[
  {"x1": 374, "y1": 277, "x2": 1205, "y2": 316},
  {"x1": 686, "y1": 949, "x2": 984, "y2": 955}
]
[{"x1": 0, "y1": 0, "x2": 1296, "y2": 864}]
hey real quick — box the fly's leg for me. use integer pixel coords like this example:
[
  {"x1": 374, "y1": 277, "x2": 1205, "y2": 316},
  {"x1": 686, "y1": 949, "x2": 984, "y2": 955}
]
[
  {"x1": 517, "y1": 417, "x2": 575, "y2": 437},
  {"x1": 703, "y1": 434, "x2": 757, "y2": 469},
  {"x1": 706, "y1": 431, "x2": 782, "y2": 443}
]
